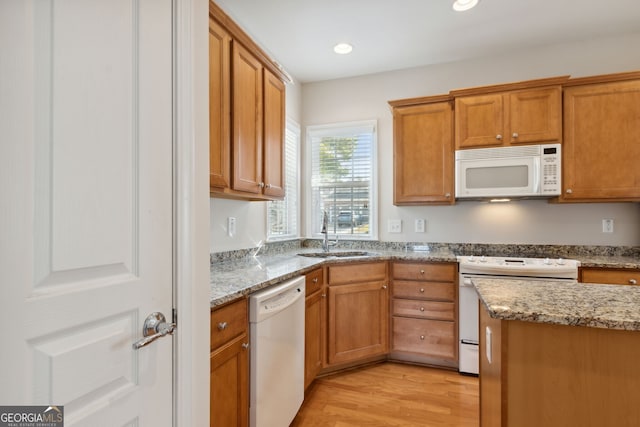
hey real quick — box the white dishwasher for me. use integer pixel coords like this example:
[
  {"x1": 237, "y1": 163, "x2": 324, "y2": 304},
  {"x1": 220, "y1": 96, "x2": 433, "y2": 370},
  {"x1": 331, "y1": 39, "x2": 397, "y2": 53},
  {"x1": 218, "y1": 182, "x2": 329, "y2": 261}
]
[{"x1": 249, "y1": 276, "x2": 305, "y2": 427}]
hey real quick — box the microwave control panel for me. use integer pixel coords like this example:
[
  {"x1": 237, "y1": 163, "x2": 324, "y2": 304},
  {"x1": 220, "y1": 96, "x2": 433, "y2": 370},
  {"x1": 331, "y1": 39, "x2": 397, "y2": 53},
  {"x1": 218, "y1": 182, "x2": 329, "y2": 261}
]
[{"x1": 541, "y1": 145, "x2": 561, "y2": 194}]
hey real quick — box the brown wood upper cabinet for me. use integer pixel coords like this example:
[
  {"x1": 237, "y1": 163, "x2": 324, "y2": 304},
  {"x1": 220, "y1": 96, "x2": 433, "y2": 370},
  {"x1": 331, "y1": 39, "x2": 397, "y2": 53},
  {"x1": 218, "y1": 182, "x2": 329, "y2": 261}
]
[
  {"x1": 451, "y1": 76, "x2": 567, "y2": 150},
  {"x1": 209, "y1": 2, "x2": 287, "y2": 201},
  {"x1": 389, "y1": 95, "x2": 454, "y2": 205},
  {"x1": 560, "y1": 71, "x2": 640, "y2": 202}
]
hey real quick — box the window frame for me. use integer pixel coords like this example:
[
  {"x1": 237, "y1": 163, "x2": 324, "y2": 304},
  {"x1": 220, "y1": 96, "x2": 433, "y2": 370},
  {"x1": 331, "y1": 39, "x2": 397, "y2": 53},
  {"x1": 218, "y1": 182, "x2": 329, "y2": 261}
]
[{"x1": 305, "y1": 120, "x2": 378, "y2": 240}]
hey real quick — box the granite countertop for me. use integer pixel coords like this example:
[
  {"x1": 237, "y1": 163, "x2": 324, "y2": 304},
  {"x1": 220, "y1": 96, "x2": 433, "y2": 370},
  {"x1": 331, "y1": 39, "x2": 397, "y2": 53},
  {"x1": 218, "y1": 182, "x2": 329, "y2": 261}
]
[
  {"x1": 210, "y1": 243, "x2": 639, "y2": 308},
  {"x1": 209, "y1": 248, "x2": 457, "y2": 307},
  {"x1": 473, "y1": 278, "x2": 640, "y2": 331}
]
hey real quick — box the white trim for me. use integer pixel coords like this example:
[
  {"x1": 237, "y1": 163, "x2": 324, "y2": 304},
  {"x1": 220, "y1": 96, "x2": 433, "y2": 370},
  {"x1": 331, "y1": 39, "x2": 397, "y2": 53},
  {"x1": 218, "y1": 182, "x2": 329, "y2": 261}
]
[{"x1": 173, "y1": 0, "x2": 210, "y2": 426}]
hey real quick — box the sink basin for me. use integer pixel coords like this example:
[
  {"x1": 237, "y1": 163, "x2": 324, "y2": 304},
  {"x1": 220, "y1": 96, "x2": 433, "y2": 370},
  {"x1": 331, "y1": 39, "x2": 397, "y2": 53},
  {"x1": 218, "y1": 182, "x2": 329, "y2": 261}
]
[{"x1": 297, "y1": 251, "x2": 376, "y2": 258}]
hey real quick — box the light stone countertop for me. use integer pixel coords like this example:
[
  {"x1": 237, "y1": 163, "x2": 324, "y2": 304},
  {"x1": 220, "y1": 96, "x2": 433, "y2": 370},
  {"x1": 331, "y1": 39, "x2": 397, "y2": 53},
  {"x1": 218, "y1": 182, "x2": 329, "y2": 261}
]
[
  {"x1": 209, "y1": 248, "x2": 457, "y2": 307},
  {"x1": 210, "y1": 245, "x2": 639, "y2": 309},
  {"x1": 473, "y1": 278, "x2": 640, "y2": 331}
]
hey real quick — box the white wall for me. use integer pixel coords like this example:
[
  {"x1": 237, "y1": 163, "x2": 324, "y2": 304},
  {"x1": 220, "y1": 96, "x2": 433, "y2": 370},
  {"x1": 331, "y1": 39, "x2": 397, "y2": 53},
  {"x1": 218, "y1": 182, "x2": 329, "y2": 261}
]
[{"x1": 211, "y1": 32, "x2": 640, "y2": 252}]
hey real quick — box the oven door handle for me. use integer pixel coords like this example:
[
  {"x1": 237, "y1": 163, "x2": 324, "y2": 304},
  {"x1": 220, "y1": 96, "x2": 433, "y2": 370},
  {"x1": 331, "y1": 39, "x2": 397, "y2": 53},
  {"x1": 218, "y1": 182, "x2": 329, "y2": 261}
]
[
  {"x1": 461, "y1": 277, "x2": 474, "y2": 287},
  {"x1": 461, "y1": 339, "x2": 479, "y2": 346}
]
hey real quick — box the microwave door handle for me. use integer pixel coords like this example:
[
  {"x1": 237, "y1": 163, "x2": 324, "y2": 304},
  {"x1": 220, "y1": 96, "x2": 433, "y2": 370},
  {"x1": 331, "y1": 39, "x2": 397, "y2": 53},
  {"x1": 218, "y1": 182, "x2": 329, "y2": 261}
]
[{"x1": 532, "y1": 157, "x2": 540, "y2": 193}]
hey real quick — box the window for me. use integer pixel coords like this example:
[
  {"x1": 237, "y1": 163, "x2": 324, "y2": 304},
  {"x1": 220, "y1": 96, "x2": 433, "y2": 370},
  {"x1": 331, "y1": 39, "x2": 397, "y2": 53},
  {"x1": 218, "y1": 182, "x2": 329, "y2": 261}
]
[
  {"x1": 267, "y1": 120, "x2": 300, "y2": 240},
  {"x1": 307, "y1": 120, "x2": 377, "y2": 239}
]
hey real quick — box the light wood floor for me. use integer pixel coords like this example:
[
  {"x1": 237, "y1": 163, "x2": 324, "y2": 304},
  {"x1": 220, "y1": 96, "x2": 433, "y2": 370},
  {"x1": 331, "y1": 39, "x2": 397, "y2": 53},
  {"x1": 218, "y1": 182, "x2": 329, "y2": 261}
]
[{"x1": 291, "y1": 362, "x2": 479, "y2": 427}]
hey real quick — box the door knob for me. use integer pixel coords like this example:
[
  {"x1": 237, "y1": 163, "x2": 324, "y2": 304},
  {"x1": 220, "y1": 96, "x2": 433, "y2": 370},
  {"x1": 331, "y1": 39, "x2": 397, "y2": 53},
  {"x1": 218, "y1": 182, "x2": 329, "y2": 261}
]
[{"x1": 133, "y1": 312, "x2": 176, "y2": 350}]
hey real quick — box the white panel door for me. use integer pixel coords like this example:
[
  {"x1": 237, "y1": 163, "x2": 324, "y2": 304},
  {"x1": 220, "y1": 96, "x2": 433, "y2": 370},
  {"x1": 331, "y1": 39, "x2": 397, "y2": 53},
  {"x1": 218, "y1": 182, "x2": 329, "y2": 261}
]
[{"x1": 1, "y1": 0, "x2": 174, "y2": 425}]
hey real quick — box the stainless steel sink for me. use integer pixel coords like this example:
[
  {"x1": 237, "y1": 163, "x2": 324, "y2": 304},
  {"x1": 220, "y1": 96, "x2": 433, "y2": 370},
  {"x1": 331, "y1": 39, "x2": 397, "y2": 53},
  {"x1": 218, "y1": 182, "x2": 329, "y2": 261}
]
[{"x1": 297, "y1": 251, "x2": 376, "y2": 258}]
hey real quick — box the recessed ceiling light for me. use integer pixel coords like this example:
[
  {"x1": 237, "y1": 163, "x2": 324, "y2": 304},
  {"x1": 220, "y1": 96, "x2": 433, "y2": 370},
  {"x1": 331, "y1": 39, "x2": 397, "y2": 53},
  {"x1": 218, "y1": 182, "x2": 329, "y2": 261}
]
[
  {"x1": 333, "y1": 43, "x2": 353, "y2": 55},
  {"x1": 453, "y1": 0, "x2": 479, "y2": 12}
]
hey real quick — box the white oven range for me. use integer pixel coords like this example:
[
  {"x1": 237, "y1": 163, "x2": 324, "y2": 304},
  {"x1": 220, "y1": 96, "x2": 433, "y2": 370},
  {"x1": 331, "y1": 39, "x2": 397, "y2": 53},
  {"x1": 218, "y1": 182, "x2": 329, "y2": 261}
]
[{"x1": 457, "y1": 255, "x2": 580, "y2": 375}]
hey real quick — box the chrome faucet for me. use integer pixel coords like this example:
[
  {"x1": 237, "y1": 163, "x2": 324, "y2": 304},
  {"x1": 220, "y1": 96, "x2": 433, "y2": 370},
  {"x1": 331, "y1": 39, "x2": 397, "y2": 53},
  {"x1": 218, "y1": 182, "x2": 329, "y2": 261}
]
[{"x1": 321, "y1": 210, "x2": 338, "y2": 252}]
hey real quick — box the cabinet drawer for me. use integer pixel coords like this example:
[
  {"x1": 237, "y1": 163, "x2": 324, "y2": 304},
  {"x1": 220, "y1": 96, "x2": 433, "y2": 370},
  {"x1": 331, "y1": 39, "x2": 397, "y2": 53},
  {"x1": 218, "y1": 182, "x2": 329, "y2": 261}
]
[
  {"x1": 306, "y1": 268, "x2": 324, "y2": 294},
  {"x1": 328, "y1": 262, "x2": 387, "y2": 285},
  {"x1": 581, "y1": 268, "x2": 640, "y2": 286},
  {"x1": 393, "y1": 280, "x2": 455, "y2": 301},
  {"x1": 393, "y1": 262, "x2": 456, "y2": 282},
  {"x1": 392, "y1": 317, "x2": 455, "y2": 359},
  {"x1": 393, "y1": 299, "x2": 454, "y2": 321},
  {"x1": 211, "y1": 298, "x2": 248, "y2": 351}
]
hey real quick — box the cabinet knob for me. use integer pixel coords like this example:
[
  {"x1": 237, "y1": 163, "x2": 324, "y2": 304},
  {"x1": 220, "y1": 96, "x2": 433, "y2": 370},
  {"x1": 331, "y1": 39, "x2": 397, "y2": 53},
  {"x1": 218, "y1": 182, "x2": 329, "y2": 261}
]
[
  {"x1": 420, "y1": 335, "x2": 425, "y2": 340},
  {"x1": 496, "y1": 134, "x2": 503, "y2": 140},
  {"x1": 445, "y1": 193, "x2": 451, "y2": 198},
  {"x1": 420, "y1": 307, "x2": 425, "y2": 312},
  {"x1": 420, "y1": 269, "x2": 425, "y2": 274},
  {"x1": 512, "y1": 132, "x2": 519, "y2": 139},
  {"x1": 217, "y1": 322, "x2": 228, "y2": 331},
  {"x1": 265, "y1": 183, "x2": 272, "y2": 189},
  {"x1": 382, "y1": 285, "x2": 388, "y2": 290},
  {"x1": 419, "y1": 288, "x2": 425, "y2": 293},
  {"x1": 630, "y1": 279, "x2": 637, "y2": 285},
  {"x1": 258, "y1": 182, "x2": 265, "y2": 188},
  {"x1": 313, "y1": 278, "x2": 318, "y2": 283},
  {"x1": 241, "y1": 343, "x2": 249, "y2": 350},
  {"x1": 321, "y1": 294, "x2": 326, "y2": 298},
  {"x1": 566, "y1": 189, "x2": 573, "y2": 194}
]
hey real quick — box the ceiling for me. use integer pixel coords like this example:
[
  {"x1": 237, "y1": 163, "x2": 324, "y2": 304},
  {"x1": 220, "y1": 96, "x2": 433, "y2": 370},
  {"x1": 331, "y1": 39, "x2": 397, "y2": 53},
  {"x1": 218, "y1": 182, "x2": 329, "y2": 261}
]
[{"x1": 213, "y1": 0, "x2": 640, "y2": 83}]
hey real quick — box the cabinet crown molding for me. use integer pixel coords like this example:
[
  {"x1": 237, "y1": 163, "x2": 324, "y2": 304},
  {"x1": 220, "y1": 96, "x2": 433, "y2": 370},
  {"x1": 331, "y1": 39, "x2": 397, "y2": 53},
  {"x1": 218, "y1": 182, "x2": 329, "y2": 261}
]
[{"x1": 449, "y1": 75, "x2": 570, "y2": 97}]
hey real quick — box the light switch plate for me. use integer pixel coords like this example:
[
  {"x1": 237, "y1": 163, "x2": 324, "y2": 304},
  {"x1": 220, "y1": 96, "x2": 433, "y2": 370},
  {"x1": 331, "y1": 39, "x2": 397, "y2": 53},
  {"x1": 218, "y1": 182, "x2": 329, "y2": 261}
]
[
  {"x1": 602, "y1": 219, "x2": 614, "y2": 233},
  {"x1": 228, "y1": 217, "x2": 236, "y2": 237},
  {"x1": 388, "y1": 219, "x2": 402, "y2": 233},
  {"x1": 415, "y1": 219, "x2": 426, "y2": 233}
]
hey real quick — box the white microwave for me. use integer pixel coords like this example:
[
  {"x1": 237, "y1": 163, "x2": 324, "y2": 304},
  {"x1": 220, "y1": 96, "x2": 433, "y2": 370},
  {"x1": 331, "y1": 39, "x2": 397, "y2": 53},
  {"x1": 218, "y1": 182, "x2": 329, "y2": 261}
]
[{"x1": 455, "y1": 143, "x2": 561, "y2": 199}]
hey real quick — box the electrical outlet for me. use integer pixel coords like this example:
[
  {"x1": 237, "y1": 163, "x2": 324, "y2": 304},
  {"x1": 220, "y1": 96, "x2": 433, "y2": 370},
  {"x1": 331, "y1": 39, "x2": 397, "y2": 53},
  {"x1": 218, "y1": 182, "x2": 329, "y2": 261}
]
[
  {"x1": 415, "y1": 219, "x2": 426, "y2": 233},
  {"x1": 228, "y1": 217, "x2": 236, "y2": 237},
  {"x1": 602, "y1": 219, "x2": 614, "y2": 233},
  {"x1": 388, "y1": 219, "x2": 402, "y2": 233}
]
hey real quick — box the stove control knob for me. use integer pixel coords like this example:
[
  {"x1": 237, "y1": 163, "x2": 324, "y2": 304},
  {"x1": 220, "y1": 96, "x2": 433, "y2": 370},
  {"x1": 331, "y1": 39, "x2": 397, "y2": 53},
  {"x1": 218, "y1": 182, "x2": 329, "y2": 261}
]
[
  {"x1": 543, "y1": 258, "x2": 551, "y2": 265},
  {"x1": 557, "y1": 258, "x2": 565, "y2": 265},
  {"x1": 479, "y1": 256, "x2": 487, "y2": 263},
  {"x1": 468, "y1": 256, "x2": 475, "y2": 262}
]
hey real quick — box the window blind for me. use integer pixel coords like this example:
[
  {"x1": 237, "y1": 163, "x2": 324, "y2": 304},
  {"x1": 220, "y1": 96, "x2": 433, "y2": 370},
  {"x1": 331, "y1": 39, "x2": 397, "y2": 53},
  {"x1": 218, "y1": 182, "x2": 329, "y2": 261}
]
[
  {"x1": 267, "y1": 121, "x2": 299, "y2": 240},
  {"x1": 308, "y1": 121, "x2": 376, "y2": 239}
]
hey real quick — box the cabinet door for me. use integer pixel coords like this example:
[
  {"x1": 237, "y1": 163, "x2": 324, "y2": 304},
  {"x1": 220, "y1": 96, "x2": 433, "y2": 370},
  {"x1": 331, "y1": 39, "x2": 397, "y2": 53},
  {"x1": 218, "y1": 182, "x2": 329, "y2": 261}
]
[
  {"x1": 562, "y1": 79, "x2": 640, "y2": 201},
  {"x1": 455, "y1": 94, "x2": 504, "y2": 149},
  {"x1": 232, "y1": 42, "x2": 263, "y2": 194},
  {"x1": 508, "y1": 87, "x2": 561, "y2": 144},
  {"x1": 262, "y1": 68, "x2": 285, "y2": 198},
  {"x1": 210, "y1": 336, "x2": 249, "y2": 427},
  {"x1": 304, "y1": 290, "x2": 323, "y2": 390},
  {"x1": 327, "y1": 281, "x2": 389, "y2": 365},
  {"x1": 208, "y1": 18, "x2": 231, "y2": 189},
  {"x1": 393, "y1": 102, "x2": 454, "y2": 205}
]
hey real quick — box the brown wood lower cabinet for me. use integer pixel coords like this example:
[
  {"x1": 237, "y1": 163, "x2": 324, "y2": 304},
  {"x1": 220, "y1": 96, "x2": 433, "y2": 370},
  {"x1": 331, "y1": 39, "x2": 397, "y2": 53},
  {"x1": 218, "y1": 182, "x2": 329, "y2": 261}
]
[
  {"x1": 580, "y1": 267, "x2": 639, "y2": 286},
  {"x1": 210, "y1": 298, "x2": 249, "y2": 427},
  {"x1": 304, "y1": 267, "x2": 324, "y2": 390},
  {"x1": 479, "y1": 306, "x2": 640, "y2": 427},
  {"x1": 390, "y1": 261, "x2": 458, "y2": 368},
  {"x1": 326, "y1": 262, "x2": 389, "y2": 367}
]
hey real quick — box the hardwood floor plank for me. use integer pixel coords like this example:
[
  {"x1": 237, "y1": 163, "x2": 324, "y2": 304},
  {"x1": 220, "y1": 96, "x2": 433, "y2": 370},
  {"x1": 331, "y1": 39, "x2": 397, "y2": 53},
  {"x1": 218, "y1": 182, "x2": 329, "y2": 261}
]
[{"x1": 291, "y1": 362, "x2": 479, "y2": 426}]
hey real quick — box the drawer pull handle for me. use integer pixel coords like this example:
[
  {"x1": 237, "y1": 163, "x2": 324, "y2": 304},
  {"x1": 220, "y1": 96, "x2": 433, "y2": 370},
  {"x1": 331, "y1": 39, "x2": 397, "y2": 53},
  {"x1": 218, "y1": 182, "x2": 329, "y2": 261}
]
[
  {"x1": 217, "y1": 322, "x2": 228, "y2": 331},
  {"x1": 419, "y1": 288, "x2": 425, "y2": 293},
  {"x1": 630, "y1": 279, "x2": 637, "y2": 285},
  {"x1": 420, "y1": 335, "x2": 425, "y2": 340},
  {"x1": 420, "y1": 307, "x2": 425, "y2": 312}
]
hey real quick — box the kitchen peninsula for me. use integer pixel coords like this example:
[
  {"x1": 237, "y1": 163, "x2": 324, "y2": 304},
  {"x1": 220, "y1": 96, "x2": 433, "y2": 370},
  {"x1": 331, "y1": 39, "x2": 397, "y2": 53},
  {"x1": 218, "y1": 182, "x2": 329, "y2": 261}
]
[{"x1": 474, "y1": 279, "x2": 640, "y2": 427}]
